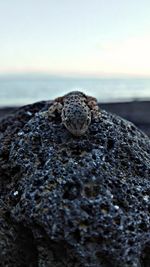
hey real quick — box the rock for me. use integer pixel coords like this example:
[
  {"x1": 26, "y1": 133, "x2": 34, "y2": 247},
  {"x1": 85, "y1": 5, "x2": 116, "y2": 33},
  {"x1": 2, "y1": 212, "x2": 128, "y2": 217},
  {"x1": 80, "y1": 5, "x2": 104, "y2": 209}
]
[{"x1": 0, "y1": 101, "x2": 150, "y2": 267}]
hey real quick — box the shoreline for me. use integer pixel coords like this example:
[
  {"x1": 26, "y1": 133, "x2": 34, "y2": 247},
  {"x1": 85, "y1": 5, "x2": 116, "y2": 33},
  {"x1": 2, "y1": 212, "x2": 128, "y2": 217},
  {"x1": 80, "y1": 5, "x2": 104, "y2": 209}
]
[{"x1": 0, "y1": 100, "x2": 150, "y2": 137}]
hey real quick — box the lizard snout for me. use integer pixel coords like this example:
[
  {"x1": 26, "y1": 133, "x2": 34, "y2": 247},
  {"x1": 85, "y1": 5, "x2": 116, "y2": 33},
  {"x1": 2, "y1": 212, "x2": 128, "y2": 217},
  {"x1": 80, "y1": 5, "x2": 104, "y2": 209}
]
[{"x1": 62, "y1": 104, "x2": 91, "y2": 136}]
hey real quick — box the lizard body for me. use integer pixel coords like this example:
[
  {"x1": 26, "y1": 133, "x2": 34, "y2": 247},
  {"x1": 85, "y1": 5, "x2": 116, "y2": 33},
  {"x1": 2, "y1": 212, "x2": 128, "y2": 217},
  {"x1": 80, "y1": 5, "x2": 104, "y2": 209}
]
[{"x1": 48, "y1": 91, "x2": 100, "y2": 136}]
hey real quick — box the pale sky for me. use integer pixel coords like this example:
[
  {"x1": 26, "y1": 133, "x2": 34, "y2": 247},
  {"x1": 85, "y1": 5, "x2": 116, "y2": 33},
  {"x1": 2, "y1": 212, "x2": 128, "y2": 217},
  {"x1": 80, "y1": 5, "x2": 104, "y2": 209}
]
[{"x1": 1, "y1": 0, "x2": 150, "y2": 76}]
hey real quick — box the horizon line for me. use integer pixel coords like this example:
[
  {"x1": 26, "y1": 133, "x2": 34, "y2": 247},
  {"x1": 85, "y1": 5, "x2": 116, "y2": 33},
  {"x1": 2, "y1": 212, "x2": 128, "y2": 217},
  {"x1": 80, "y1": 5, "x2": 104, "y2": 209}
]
[{"x1": 0, "y1": 71, "x2": 150, "y2": 79}]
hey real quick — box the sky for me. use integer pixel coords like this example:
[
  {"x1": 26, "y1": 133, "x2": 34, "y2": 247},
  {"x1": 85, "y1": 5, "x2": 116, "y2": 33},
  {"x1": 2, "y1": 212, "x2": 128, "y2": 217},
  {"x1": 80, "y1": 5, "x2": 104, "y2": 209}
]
[{"x1": 1, "y1": 0, "x2": 150, "y2": 76}]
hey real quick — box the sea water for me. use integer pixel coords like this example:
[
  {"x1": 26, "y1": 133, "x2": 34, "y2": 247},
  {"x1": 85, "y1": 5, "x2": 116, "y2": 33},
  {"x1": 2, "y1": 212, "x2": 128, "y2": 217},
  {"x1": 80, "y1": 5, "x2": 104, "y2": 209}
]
[{"x1": 0, "y1": 75, "x2": 150, "y2": 106}]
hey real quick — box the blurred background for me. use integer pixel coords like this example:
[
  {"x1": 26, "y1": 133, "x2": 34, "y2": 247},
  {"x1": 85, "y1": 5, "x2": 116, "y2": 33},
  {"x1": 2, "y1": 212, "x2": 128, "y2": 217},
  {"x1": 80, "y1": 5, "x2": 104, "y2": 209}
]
[{"x1": 0, "y1": 0, "x2": 150, "y2": 135}]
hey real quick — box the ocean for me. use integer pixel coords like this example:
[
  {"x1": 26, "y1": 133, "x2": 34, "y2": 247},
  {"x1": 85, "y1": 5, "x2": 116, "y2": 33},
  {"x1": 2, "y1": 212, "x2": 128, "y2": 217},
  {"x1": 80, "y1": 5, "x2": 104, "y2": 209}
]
[{"x1": 0, "y1": 75, "x2": 150, "y2": 106}]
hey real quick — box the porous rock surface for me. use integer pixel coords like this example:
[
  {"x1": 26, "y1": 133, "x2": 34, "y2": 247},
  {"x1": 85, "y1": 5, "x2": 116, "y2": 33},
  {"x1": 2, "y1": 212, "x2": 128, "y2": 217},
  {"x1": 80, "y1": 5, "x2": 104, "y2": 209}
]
[{"x1": 0, "y1": 101, "x2": 150, "y2": 267}]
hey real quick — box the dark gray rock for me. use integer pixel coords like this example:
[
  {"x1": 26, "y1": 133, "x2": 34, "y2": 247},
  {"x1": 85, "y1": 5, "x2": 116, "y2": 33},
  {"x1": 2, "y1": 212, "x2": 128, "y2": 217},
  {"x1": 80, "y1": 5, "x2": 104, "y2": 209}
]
[
  {"x1": 1, "y1": 100, "x2": 150, "y2": 137},
  {"x1": 0, "y1": 101, "x2": 150, "y2": 267}
]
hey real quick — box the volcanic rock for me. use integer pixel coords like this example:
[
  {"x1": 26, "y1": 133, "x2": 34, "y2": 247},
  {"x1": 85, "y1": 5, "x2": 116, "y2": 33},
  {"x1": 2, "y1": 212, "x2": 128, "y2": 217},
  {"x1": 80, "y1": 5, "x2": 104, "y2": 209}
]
[{"x1": 0, "y1": 101, "x2": 150, "y2": 267}]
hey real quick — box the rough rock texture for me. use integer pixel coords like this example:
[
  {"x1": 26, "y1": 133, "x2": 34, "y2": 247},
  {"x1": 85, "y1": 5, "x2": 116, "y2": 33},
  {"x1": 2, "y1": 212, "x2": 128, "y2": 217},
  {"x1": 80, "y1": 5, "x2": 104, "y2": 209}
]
[{"x1": 0, "y1": 101, "x2": 150, "y2": 267}]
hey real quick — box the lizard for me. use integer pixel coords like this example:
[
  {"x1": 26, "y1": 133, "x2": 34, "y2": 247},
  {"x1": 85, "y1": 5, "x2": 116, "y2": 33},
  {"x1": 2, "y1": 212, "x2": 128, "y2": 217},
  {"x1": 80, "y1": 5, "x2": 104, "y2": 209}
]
[{"x1": 48, "y1": 91, "x2": 101, "y2": 136}]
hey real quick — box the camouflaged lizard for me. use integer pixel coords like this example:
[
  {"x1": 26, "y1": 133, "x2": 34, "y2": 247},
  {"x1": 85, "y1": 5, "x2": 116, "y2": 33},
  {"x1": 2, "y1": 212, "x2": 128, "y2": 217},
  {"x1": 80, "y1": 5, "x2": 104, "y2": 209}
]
[{"x1": 48, "y1": 91, "x2": 101, "y2": 136}]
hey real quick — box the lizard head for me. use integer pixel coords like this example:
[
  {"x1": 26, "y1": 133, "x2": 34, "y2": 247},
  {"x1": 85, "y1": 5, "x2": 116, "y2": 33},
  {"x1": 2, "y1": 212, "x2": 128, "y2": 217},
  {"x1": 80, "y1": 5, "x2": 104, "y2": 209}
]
[{"x1": 61, "y1": 97, "x2": 91, "y2": 136}]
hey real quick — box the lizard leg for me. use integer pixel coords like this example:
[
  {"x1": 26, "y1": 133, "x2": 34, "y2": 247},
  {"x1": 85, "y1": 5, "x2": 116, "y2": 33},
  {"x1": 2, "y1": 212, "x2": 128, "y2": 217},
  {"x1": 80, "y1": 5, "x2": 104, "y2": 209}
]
[
  {"x1": 48, "y1": 101, "x2": 63, "y2": 117},
  {"x1": 86, "y1": 96, "x2": 101, "y2": 120}
]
